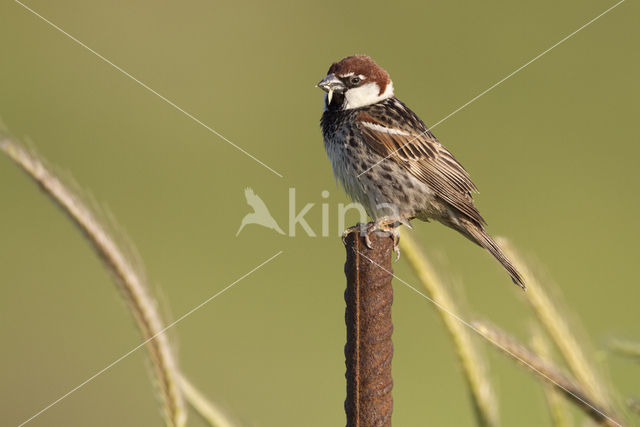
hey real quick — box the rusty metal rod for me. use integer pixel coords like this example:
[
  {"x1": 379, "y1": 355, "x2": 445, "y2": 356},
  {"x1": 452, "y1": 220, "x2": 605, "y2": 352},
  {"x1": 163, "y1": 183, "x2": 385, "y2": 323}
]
[{"x1": 344, "y1": 229, "x2": 394, "y2": 427}]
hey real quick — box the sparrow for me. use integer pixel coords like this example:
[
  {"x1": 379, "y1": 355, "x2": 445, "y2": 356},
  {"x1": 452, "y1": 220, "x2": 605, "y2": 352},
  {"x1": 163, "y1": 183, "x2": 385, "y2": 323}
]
[{"x1": 318, "y1": 55, "x2": 524, "y2": 289}]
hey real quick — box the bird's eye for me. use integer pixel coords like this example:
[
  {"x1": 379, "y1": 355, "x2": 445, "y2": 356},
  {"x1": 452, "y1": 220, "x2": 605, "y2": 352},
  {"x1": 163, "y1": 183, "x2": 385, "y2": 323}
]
[{"x1": 350, "y1": 76, "x2": 361, "y2": 85}]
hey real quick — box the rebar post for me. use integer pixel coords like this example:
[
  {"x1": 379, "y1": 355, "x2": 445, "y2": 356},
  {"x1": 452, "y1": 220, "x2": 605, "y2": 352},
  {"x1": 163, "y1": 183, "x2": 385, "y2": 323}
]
[{"x1": 344, "y1": 229, "x2": 394, "y2": 427}]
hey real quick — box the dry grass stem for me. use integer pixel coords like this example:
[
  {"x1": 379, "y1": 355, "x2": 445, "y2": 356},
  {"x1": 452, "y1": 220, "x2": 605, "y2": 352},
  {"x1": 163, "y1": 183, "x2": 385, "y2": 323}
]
[
  {"x1": 399, "y1": 228, "x2": 499, "y2": 426},
  {"x1": 609, "y1": 339, "x2": 640, "y2": 361},
  {"x1": 496, "y1": 238, "x2": 612, "y2": 409},
  {"x1": 531, "y1": 328, "x2": 573, "y2": 427},
  {"x1": 473, "y1": 321, "x2": 620, "y2": 426},
  {"x1": 179, "y1": 376, "x2": 236, "y2": 427},
  {"x1": 1, "y1": 138, "x2": 186, "y2": 426}
]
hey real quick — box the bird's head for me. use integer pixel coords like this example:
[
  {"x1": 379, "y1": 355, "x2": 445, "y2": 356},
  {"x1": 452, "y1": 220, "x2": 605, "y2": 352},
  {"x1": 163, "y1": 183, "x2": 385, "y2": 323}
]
[{"x1": 317, "y1": 55, "x2": 394, "y2": 111}]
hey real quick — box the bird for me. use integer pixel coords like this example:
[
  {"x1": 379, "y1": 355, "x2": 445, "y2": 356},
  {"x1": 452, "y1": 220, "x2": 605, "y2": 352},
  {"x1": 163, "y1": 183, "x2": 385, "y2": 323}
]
[
  {"x1": 317, "y1": 55, "x2": 524, "y2": 289},
  {"x1": 236, "y1": 187, "x2": 285, "y2": 236}
]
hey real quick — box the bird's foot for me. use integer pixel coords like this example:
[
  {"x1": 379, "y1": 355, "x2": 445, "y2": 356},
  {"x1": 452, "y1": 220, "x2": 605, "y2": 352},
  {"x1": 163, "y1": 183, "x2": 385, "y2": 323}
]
[
  {"x1": 373, "y1": 219, "x2": 401, "y2": 261},
  {"x1": 342, "y1": 219, "x2": 403, "y2": 260},
  {"x1": 342, "y1": 223, "x2": 369, "y2": 246}
]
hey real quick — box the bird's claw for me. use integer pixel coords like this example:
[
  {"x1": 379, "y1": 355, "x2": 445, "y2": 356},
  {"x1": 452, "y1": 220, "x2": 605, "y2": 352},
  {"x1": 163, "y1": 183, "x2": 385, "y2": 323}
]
[
  {"x1": 391, "y1": 231, "x2": 401, "y2": 262},
  {"x1": 375, "y1": 220, "x2": 401, "y2": 262},
  {"x1": 342, "y1": 223, "x2": 368, "y2": 246},
  {"x1": 364, "y1": 231, "x2": 374, "y2": 249},
  {"x1": 342, "y1": 219, "x2": 402, "y2": 261}
]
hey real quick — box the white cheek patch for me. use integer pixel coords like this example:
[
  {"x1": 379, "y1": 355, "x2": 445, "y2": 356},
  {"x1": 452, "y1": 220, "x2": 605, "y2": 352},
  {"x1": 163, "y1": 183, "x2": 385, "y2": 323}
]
[{"x1": 344, "y1": 81, "x2": 394, "y2": 109}]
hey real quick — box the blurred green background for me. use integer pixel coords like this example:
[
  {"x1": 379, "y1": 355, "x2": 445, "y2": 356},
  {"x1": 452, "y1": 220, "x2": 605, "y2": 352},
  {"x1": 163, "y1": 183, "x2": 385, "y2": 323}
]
[{"x1": 1, "y1": 0, "x2": 638, "y2": 425}]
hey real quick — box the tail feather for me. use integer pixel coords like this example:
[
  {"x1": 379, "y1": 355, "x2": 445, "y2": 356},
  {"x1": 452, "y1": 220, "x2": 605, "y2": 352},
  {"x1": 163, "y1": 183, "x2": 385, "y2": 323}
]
[{"x1": 460, "y1": 221, "x2": 525, "y2": 290}]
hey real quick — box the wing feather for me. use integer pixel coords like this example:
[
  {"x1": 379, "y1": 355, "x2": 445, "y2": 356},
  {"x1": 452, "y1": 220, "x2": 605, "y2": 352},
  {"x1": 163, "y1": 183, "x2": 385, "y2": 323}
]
[{"x1": 357, "y1": 103, "x2": 485, "y2": 225}]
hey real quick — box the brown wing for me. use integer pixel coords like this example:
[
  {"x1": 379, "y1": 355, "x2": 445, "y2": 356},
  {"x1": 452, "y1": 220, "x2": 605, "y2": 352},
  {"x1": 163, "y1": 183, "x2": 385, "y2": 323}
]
[{"x1": 357, "y1": 105, "x2": 485, "y2": 225}]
